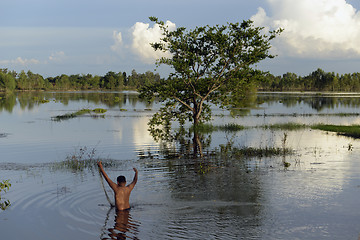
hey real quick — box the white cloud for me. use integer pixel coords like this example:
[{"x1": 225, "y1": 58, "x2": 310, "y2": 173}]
[
  {"x1": 251, "y1": 0, "x2": 360, "y2": 58},
  {"x1": 130, "y1": 20, "x2": 176, "y2": 64},
  {"x1": 48, "y1": 51, "x2": 66, "y2": 62},
  {"x1": 0, "y1": 57, "x2": 40, "y2": 65},
  {"x1": 111, "y1": 31, "x2": 123, "y2": 54}
]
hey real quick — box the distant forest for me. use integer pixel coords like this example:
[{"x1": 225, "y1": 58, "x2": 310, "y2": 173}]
[
  {"x1": 1, "y1": 67, "x2": 360, "y2": 92},
  {"x1": 259, "y1": 68, "x2": 360, "y2": 92},
  {"x1": 0, "y1": 69, "x2": 160, "y2": 92}
]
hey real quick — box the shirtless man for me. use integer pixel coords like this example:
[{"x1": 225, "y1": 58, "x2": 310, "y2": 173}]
[{"x1": 97, "y1": 161, "x2": 138, "y2": 211}]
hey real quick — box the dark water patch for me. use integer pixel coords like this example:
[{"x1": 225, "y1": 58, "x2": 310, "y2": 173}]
[{"x1": 0, "y1": 133, "x2": 9, "y2": 138}]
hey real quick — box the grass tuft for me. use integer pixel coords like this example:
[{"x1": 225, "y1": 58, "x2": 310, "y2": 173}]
[
  {"x1": 261, "y1": 122, "x2": 307, "y2": 130},
  {"x1": 311, "y1": 124, "x2": 360, "y2": 138}
]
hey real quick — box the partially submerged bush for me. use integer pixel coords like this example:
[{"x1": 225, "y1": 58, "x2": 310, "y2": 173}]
[
  {"x1": 52, "y1": 108, "x2": 106, "y2": 121},
  {"x1": 0, "y1": 180, "x2": 11, "y2": 211}
]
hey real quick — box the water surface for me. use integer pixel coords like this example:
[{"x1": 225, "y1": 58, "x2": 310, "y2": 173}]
[{"x1": 1, "y1": 91, "x2": 360, "y2": 239}]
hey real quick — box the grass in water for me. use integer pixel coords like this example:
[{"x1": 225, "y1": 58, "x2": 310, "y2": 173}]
[
  {"x1": 311, "y1": 124, "x2": 360, "y2": 138},
  {"x1": 218, "y1": 123, "x2": 245, "y2": 132},
  {"x1": 51, "y1": 146, "x2": 119, "y2": 173},
  {"x1": 192, "y1": 123, "x2": 245, "y2": 133},
  {"x1": 261, "y1": 122, "x2": 307, "y2": 130},
  {"x1": 52, "y1": 108, "x2": 106, "y2": 121},
  {"x1": 226, "y1": 146, "x2": 293, "y2": 158}
]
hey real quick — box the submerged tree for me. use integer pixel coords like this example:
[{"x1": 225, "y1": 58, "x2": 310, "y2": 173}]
[{"x1": 140, "y1": 17, "x2": 282, "y2": 128}]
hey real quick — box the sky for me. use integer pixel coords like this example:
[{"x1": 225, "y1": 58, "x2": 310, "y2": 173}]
[{"x1": 1, "y1": 0, "x2": 360, "y2": 77}]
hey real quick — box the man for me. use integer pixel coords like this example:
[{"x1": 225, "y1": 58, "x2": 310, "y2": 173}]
[{"x1": 97, "y1": 161, "x2": 138, "y2": 211}]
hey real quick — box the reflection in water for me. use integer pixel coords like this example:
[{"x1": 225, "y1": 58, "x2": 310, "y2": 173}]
[
  {"x1": 257, "y1": 92, "x2": 360, "y2": 112},
  {"x1": 137, "y1": 155, "x2": 263, "y2": 239},
  {"x1": 101, "y1": 207, "x2": 140, "y2": 240},
  {"x1": 2, "y1": 91, "x2": 360, "y2": 114},
  {"x1": 0, "y1": 91, "x2": 153, "y2": 113}
]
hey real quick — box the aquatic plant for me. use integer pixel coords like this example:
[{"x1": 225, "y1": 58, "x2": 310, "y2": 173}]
[
  {"x1": 0, "y1": 180, "x2": 11, "y2": 211},
  {"x1": 261, "y1": 122, "x2": 307, "y2": 130},
  {"x1": 51, "y1": 146, "x2": 99, "y2": 172},
  {"x1": 52, "y1": 108, "x2": 106, "y2": 121},
  {"x1": 222, "y1": 146, "x2": 293, "y2": 158},
  {"x1": 92, "y1": 108, "x2": 107, "y2": 114},
  {"x1": 281, "y1": 132, "x2": 291, "y2": 168},
  {"x1": 189, "y1": 123, "x2": 245, "y2": 134},
  {"x1": 51, "y1": 146, "x2": 120, "y2": 173},
  {"x1": 311, "y1": 124, "x2": 360, "y2": 138},
  {"x1": 191, "y1": 123, "x2": 217, "y2": 134},
  {"x1": 218, "y1": 123, "x2": 245, "y2": 132}
]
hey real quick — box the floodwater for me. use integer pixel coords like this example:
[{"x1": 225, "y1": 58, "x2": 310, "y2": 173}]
[{"x1": 1, "y1": 91, "x2": 360, "y2": 239}]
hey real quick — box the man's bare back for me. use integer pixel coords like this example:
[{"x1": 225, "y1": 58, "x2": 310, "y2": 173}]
[{"x1": 97, "y1": 161, "x2": 138, "y2": 211}]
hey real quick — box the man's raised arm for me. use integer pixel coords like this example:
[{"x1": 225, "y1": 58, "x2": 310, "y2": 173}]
[
  {"x1": 97, "y1": 161, "x2": 117, "y2": 190},
  {"x1": 128, "y1": 168, "x2": 138, "y2": 189}
]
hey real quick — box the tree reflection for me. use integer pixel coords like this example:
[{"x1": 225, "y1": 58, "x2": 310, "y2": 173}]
[
  {"x1": 138, "y1": 142, "x2": 264, "y2": 235},
  {"x1": 2, "y1": 91, "x2": 360, "y2": 114},
  {"x1": 0, "y1": 91, "x2": 154, "y2": 113}
]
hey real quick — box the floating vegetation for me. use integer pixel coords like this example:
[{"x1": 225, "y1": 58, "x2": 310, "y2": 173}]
[
  {"x1": 218, "y1": 123, "x2": 245, "y2": 132},
  {"x1": 192, "y1": 123, "x2": 217, "y2": 133},
  {"x1": 0, "y1": 179, "x2": 11, "y2": 211},
  {"x1": 311, "y1": 124, "x2": 360, "y2": 139},
  {"x1": 221, "y1": 146, "x2": 294, "y2": 158},
  {"x1": 51, "y1": 146, "x2": 120, "y2": 173},
  {"x1": 92, "y1": 108, "x2": 107, "y2": 114},
  {"x1": 120, "y1": 108, "x2": 128, "y2": 111},
  {"x1": 191, "y1": 123, "x2": 245, "y2": 134},
  {"x1": 32, "y1": 96, "x2": 50, "y2": 104},
  {"x1": 52, "y1": 108, "x2": 106, "y2": 121},
  {"x1": 261, "y1": 122, "x2": 307, "y2": 130}
]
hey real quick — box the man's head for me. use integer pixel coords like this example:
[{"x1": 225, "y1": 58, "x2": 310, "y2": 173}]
[{"x1": 117, "y1": 175, "x2": 126, "y2": 185}]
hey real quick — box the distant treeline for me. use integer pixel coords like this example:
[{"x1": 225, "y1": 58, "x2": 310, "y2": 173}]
[
  {"x1": 0, "y1": 69, "x2": 160, "y2": 92},
  {"x1": 2, "y1": 67, "x2": 360, "y2": 92},
  {"x1": 259, "y1": 68, "x2": 360, "y2": 92}
]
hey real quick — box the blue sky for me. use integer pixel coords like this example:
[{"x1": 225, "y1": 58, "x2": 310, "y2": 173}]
[{"x1": 1, "y1": 0, "x2": 360, "y2": 77}]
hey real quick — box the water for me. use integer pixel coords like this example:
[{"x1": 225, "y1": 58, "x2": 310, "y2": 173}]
[{"x1": 1, "y1": 91, "x2": 360, "y2": 239}]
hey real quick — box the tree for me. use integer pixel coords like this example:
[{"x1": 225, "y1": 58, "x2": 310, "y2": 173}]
[
  {"x1": 140, "y1": 17, "x2": 282, "y2": 127},
  {"x1": 0, "y1": 72, "x2": 16, "y2": 92}
]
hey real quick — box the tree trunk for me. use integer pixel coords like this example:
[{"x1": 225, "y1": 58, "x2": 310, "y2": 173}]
[
  {"x1": 192, "y1": 99, "x2": 203, "y2": 126},
  {"x1": 192, "y1": 131, "x2": 203, "y2": 158}
]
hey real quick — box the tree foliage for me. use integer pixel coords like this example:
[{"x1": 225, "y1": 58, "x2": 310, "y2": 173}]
[
  {"x1": 140, "y1": 17, "x2": 282, "y2": 127},
  {"x1": 0, "y1": 68, "x2": 162, "y2": 92},
  {"x1": 259, "y1": 68, "x2": 360, "y2": 92}
]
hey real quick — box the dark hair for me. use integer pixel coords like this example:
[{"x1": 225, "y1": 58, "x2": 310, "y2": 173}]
[{"x1": 117, "y1": 175, "x2": 126, "y2": 183}]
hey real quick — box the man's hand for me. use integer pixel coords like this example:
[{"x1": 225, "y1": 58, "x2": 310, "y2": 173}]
[
  {"x1": 133, "y1": 167, "x2": 138, "y2": 173},
  {"x1": 97, "y1": 161, "x2": 103, "y2": 168}
]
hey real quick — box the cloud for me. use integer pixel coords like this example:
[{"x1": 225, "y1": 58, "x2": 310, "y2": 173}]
[
  {"x1": 0, "y1": 57, "x2": 40, "y2": 65},
  {"x1": 48, "y1": 51, "x2": 66, "y2": 62},
  {"x1": 130, "y1": 20, "x2": 176, "y2": 64},
  {"x1": 111, "y1": 31, "x2": 123, "y2": 54},
  {"x1": 251, "y1": 0, "x2": 360, "y2": 58}
]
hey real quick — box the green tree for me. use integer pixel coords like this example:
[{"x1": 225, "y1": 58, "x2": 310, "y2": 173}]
[
  {"x1": 55, "y1": 74, "x2": 71, "y2": 90},
  {"x1": 140, "y1": 17, "x2": 282, "y2": 126},
  {"x1": 16, "y1": 70, "x2": 29, "y2": 90},
  {"x1": 0, "y1": 72, "x2": 16, "y2": 92}
]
